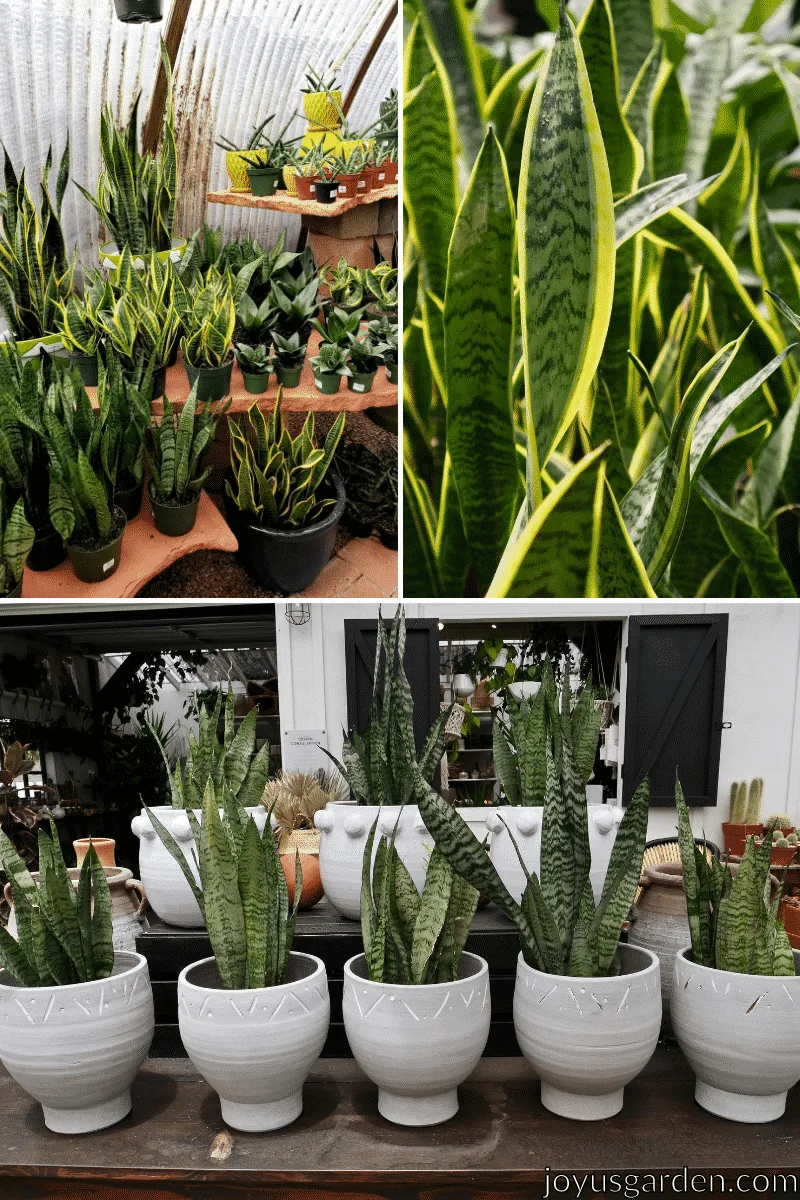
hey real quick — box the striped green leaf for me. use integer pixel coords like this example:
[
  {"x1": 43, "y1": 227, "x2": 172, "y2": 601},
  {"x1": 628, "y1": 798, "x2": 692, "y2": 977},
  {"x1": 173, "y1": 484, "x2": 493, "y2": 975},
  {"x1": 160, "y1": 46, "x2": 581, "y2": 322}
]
[
  {"x1": 198, "y1": 785, "x2": 247, "y2": 989},
  {"x1": 418, "y1": 0, "x2": 486, "y2": 164},
  {"x1": 749, "y1": 169, "x2": 800, "y2": 347},
  {"x1": 697, "y1": 478, "x2": 797, "y2": 598},
  {"x1": 237, "y1": 817, "x2": 268, "y2": 989},
  {"x1": 435, "y1": 455, "x2": 471, "y2": 596},
  {"x1": 613, "y1": 173, "x2": 718, "y2": 248},
  {"x1": 86, "y1": 844, "x2": 114, "y2": 979},
  {"x1": 411, "y1": 847, "x2": 452, "y2": 983},
  {"x1": 579, "y1": 0, "x2": 642, "y2": 196},
  {"x1": 586, "y1": 777, "x2": 649, "y2": 974},
  {"x1": 518, "y1": 1, "x2": 616, "y2": 483},
  {"x1": 608, "y1": 0, "x2": 654, "y2": 99},
  {"x1": 0, "y1": 923, "x2": 38, "y2": 986},
  {"x1": 697, "y1": 108, "x2": 750, "y2": 254},
  {"x1": 740, "y1": 392, "x2": 800, "y2": 526},
  {"x1": 404, "y1": 63, "x2": 458, "y2": 305},
  {"x1": 622, "y1": 40, "x2": 664, "y2": 183},
  {"x1": 444, "y1": 128, "x2": 519, "y2": 592},
  {"x1": 652, "y1": 66, "x2": 689, "y2": 182}
]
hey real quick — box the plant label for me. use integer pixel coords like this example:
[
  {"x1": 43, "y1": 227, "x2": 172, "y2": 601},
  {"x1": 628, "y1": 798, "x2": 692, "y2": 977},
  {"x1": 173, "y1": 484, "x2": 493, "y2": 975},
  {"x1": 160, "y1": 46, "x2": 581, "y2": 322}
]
[{"x1": 103, "y1": 558, "x2": 116, "y2": 573}]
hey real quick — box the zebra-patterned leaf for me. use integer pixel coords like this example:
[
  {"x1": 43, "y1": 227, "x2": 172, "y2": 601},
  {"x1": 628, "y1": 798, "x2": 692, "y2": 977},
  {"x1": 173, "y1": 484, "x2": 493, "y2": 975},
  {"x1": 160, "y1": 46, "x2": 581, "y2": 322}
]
[
  {"x1": 404, "y1": 62, "x2": 458, "y2": 305},
  {"x1": 418, "y1": 0, "x2": 486, "y2": 165},
  {"x1": 608, "y1": 0, "x2": 654, "y2": 99},
  {"x1": 198, "y1": 784, "x2": 246, "y2": 989},
  {"x1": 411, "y1": 847, "x2": 453, "y2": 984},
  {"x1": 237, "y1": 816, "x2": 267, "y2": 989},
  {"x1": 579, "y1": 0, "x2": 642, "y2": 196},
  {"x1": 86, "y1": 843, "x2": 114, "y2": 979},
  {"x1": 587, "y1": 776, "x2": 649, "y2": 974}
]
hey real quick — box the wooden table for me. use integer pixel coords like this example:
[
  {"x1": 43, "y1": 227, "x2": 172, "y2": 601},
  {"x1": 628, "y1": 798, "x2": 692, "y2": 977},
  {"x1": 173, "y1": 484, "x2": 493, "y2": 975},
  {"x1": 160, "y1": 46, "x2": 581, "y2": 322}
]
[{"x1": 1, "y1": 1050, "x2": 798, "y2": 1198}]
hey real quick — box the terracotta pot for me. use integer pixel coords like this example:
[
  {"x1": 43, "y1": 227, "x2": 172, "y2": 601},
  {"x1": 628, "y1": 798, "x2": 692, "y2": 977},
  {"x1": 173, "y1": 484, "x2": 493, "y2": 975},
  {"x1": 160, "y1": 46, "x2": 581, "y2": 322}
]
[
  {"x1": 295, "y1": 175, "x2": 318, "y2": 201},
  {"x1": 722, "y1": 822, "x2": 762, "y2": 857},
  {"x1": 779, "y1": 898, "x2": 800, "y2": 937},
  {"x1": 73, "y1": 837, "x2": 117, "y2": 868},
  {"x1": 5, "y1": 866, "x2": 147, "y2": 953},
  {"x1": 471, "y1": 680, "x2": 492, "y2": 711},
  {"x1": 628, "y1": 862, "x2": 689, "y2": 1033},
  {"x1": 761, "y1": 842, "x2": 800, "y2": 869},
  {"x1": 280, "y1": 829, "x2": 323, "y2": 909}
]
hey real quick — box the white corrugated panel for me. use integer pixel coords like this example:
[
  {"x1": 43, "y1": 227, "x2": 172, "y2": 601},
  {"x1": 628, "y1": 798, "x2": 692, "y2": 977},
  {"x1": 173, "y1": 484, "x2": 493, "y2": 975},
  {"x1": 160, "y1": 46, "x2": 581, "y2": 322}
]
[{"x1": 0, "y1": 0, "x2": 398, "y2": 265}]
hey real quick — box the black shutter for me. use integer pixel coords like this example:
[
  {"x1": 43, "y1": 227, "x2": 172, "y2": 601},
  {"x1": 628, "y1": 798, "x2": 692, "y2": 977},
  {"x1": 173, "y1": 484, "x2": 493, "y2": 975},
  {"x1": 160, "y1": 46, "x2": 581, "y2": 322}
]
[
  {"x1": 344, "y1": 618, "x2": 440, "y2": 753},
  {"x1": 623, "y1": 614, "x2": 728, "y2": 807}
]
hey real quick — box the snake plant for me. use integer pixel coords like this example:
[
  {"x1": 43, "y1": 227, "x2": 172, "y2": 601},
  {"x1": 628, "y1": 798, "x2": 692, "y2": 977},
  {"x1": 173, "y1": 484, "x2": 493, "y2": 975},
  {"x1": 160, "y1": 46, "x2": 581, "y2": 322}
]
[
  {"x1": 411, "y1": 673, "x2": 650, "y2": 977},
  {"x1": 0, "y1": 143, "x2": 75, "y2": 342},
  {"x1": 226, "y1": 393, "x2": 345, "y2": 529},
  {"x1": 89, "y1": 249, "x2": 182, "y2": 375},
  {"x1": 0, "y1": 480, "x2": 34, "y2": 595},
  {"x1": 404, "y1": 0, "x2": 800, "y2": 598},
  {"x1": 153, "y1": 685, "x2": 272, "y2": 812},
  {"x1": 77, "y1": 41, "x2": 177, "y2": 255},
  {"x1": 180, "y1": 268, "x2": 237, "y2": 369},
  {"x1": 324, "y1": 607, "x2": 455, "y2": 807},
  {"x1": 146, "y1": 785, "x2": 299, "y2": 990},
  {"x1": 361, "y1": 818, "x2": 478, "y2": 984},
  {"x1": 0, "y1": 826, "x2": 113, "y2": 987},
  {"x1": 675, "y1": 780, "x2": 794, "y2": 976},
  {"x1": 147, "y1": 385, "x2": 227, "y2": 507}
]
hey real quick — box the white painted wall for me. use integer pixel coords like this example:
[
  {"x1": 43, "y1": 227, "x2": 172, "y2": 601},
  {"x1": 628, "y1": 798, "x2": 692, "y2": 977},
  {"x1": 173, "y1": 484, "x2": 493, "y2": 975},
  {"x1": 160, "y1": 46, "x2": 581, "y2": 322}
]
[{"x1": 276, "y1": 601, "x2": 800, "y2": 846}]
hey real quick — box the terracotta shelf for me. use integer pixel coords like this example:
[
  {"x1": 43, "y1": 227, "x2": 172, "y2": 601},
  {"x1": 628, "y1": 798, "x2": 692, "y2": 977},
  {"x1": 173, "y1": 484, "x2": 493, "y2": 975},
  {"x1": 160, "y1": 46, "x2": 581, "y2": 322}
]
[
  {"x1": 22, "y1": 491, "x2": 237, "y2": 600},
  {"x1": 207, "y1": 183, "x2": 397, "y2": 217}
]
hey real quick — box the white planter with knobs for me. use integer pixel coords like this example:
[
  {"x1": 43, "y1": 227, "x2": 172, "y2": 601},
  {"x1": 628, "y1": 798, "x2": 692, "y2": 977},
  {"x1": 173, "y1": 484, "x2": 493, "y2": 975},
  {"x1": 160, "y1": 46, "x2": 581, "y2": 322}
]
[
  {"x1": 178, "y1": 952, "x2": 329, "y2": 1131},
  {"x1": 131, "y1": 805, "x2": 269, "y2": 927},
  {"x1": 487, "y1": 802, "x2": 624, "y2": 903},
  {"x1": 342, "y1": 951, "x2": 490, "y2": 1126},
  {"x1": 0, "y1": 951, "x2": 154, "y2": 1133},
  {"x1": 513, "y1": 943, "x2": 661, "y2": 1120},
  {"x1": 508, "y1": 680, "x2": 541, "y2": 701},
  {"x1": 671, "y1": 947, "x2": 800, "y2": 1122}
]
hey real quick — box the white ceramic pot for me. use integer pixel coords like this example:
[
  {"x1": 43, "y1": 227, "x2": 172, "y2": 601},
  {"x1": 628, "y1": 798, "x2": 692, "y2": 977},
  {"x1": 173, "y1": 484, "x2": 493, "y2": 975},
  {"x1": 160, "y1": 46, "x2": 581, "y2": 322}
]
[
  {"x1": 514, "y1": 943, "x2": 661, "y2": 1120},
  {"x1": 315, "y1": 803, "x2": 430, "y2": 920},
  {"x1": 508, "y1": 680, "x2": 541, "y2": 701},
  {"x1": 131, "y1": 805, "x2": 268, "y2": 928},
  {"x1": 342, "y1": 951, "x2": 490, "y2": 1126},
  {"x1": 452, "y1": 673, "x2": 474, "y2": 699},
  {"x1": 487, "y1": 803, "x2": 623, "y2": 903},
  {"x1": 455, "y1": 806, "x2": 491, "y2": 845},
  {"x1": 0, "y1": 951, "x2": 154, "y2": 1133},
  {"x1": 178, "y1": 952, "x2": 329, "y2": 1131},
  {"x1": 5, "y1": 866, "x2": 146, "y2": 953},
  {"x1": 671, "y1": 946, "x2": 800, "y2": 1122}
]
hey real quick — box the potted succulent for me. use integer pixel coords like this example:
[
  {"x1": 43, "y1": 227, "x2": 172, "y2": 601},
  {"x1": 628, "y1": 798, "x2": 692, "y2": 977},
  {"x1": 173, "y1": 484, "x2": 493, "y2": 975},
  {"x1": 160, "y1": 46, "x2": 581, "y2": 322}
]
[
  {"x1": 314, "y1": 171, "x2": 340, "y2": 205},
  {"x1": 0, "y1": 828, "x2": 154, "y2": 1132},
  {"x1": 235, "y1": 343, "x2": 272, "y2": 394},
  {"x1": 373, "y1": 89, "x2": 398, "y2": 185},
  {"x1": 369, "y1": 317, "x2": 398, "y2": 383},
  {"x1": 93, "y1": 250, "x2": 181, "y2": 399},
  {"x1": 147, "y1": 387, "x2": 227, "y2": 537},
  {"x1": 316, "y1": 608, "x2": 455, "y2": 919},
  {"x1": 235, "y1": 292, "x2": 276, "y2": 348},
  {"x1": 225, "y1": 395, "x2": 345, "y2": 593},
  {"x1": 114, "y1": 0, "x2": 163, "y2": 21},
  {"x1": 343, "y1": 820, "x2": 488, "y2": 1126},
  {"x1": 98, "y1": 351, "x2": 152, "y2": 521},
  {"x1": 301, "y1": 65, "x2": 342, "y2": 130},
  {"x1": 147, "y1": 787, "x2": 329, "y2": 1131},
  {"x1": 314, "y1": 304, "x2": 364, "y2": 347},
  {"x1": 293, "y1": 143, "x2": 327, "y2": 201},
  {"x1": 722, "y1": 779, "x2": 763, "y2": 857},
  {"x1": 78, "y1": 46, "x2": 186, "y2": 271},
  {"x1": 330, "y1": 146, "x2": 370, "y2": 199},
  {"x1": 0, "y1": 482, "x2": 35, "y2": 599},
  {"x1": 757, "y1": 828, "x2": 799, "y2": 868},
  {"x1": 414, "y1": 747, "x2": 658, "y2": 1120},
  {"x1": 271, "y1": 276, "x2": 320, "y2": 345},
  {"x1": 0, "y1": 145, "x2": 75, "y2": 357},
  {"x1": 216, "y1": 118, "x2": 273, "y2": 192},
  {"x1": 132, "y1": 689, "x2": 271, "y2": 927},
  {"x1": 672, "y1": 784, "x2": 800, "y2": 1122},
  {"x1": 346, "y1": 333, "x2": 387, "y2": 394},
  {"x1": 57, "y1": 283, "x2": 106, "y2": 387},
  {"x1": 310, "y1": 342, "x2": 350, "y2": 394},
  {"x1": 180, "y1": 268, "x2": 236, "y2": 402},
  {"x1": 323, "y1": 258, "x2": 366, "y2": 314},
  {"x1": 272, "y1": 332, "x2": 308, "y2": 388}
]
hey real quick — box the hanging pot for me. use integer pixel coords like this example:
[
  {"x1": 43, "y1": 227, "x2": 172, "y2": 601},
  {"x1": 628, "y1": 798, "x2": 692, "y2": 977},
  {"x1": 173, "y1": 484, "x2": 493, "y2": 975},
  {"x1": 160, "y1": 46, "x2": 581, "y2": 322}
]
[
  {"x1": 66, "y1": 508, "x2": 126, "y2": 584},
  {"x1": 183, "y1": 357, "x2": 234, "y2": 403},
  {"x1": 113, "y1": 0, "x2": 163, "y2": 20},
  {"x1": 150, "y1": 489, "x2": 201, "y2": 538}
]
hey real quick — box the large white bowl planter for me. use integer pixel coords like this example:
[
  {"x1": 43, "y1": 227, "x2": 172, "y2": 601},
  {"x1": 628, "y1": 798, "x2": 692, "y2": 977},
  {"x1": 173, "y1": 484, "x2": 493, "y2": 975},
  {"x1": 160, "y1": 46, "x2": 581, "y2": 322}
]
[
  {"x1": 514, "y1": 943, "x2": 661, "y2": 1120},
  {"x1": 131, "y1": 805, "x2": 269, "y2": 927},
  {"x1": 487, "y1": 803, "x2": 623, "y2": 903},
  {"x1": 0, "y1": 951, "x2": 154, "y2": 1133},
  {"x1": 342, "y1": 951, "x2": 490, "y2": 1126},
  {"x1": 178, "y1": 952, "x2": 329, "y2": 1131},
  {"x1": 671, "y1": 947, "x2": 800, "y2": 1123}
]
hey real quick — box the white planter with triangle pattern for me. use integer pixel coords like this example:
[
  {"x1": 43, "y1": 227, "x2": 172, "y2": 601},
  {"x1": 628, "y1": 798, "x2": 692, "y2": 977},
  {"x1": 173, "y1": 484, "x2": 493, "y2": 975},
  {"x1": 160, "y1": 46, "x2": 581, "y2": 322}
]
[{"x1": 342, "y1": 951, "x2": 490, "y2": 1126}]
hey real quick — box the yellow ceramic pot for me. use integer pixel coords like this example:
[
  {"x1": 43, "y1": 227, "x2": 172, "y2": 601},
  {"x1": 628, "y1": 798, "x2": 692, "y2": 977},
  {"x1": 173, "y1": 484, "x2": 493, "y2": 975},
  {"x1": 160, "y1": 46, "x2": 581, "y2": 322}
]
[
  {"x1": 226, "y1": 147, "x2": 269, "y2": 193},
  {"x1": 283, "y1": 165, "x2": 300, "y2": 196},
  {"x1": 301, "y1": 129, "x2": 341, "y2": 154},
  {"x1": 339, "y1": 137, "x2": 374, "y2": 158},
  {"x1": 303, "y1": 89, "x2": 343, "y2": 130}
]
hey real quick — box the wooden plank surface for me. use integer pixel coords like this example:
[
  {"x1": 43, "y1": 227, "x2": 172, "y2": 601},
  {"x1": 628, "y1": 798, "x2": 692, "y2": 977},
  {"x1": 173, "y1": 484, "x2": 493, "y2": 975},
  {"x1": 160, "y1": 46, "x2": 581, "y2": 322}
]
[{"x1": 207, "y1": 184, "x2": 398, "y2": 217}]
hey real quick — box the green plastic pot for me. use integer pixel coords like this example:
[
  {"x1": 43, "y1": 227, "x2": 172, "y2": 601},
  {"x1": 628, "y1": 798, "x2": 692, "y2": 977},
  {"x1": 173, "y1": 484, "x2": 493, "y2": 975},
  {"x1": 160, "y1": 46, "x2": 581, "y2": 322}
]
[
  {"x1": 348, "y1": 370, "x2": 376, "y2": 395},
  {"x1": 69, "y1": 353, "x2": 99, "y2": 387},
  {"x1": 246, "y1": 167, "x2": 281, "y2": 197},
  {"x1": 313, "y1": 370, "x2": 342, "y2": 395},
  {"x1": 386, "y1": 361, "x2": 398, "y2": 385},
  {"x1": 275, "y1": 363, "x2": 303, "y2": 388},
  {"x1": 184, "y1": 358, "x2": 234, "y2": 402},
  {"x1": 242, "y1": 370, "x2": 271, "y2": 395},
  {"x1": 114, "y1": 0, "x2": 163, "y2": 19},
  {"x1": 150, "y1": 490, "x2": 200, "y2": 538},
  {"x1": 66, "y1": 510, "x2": 126, "y2": 584}
]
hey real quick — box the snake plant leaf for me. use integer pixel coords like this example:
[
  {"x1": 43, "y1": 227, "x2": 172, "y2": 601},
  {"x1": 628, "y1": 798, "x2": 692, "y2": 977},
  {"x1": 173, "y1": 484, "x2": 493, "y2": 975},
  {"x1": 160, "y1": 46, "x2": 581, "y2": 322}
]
[
  {"x1": 740, "y1": 398, "x2": 800, "y2": 525},
  {"x1": 697, "y1": 108, "x2": 750, "y2": 254},
  {"x1": 435, "y1": 455, "x2": 471, "y2": 596},
  {"x1": 405, "y1": 16, "x2": 435, "y2": 91},
  {"x1": 775, "y1": 62, "x2": 800, "y2": 144},
  {"x1": 493, "y1": 718, "x2": 520, "y2": 806},
  {"x1": 199, "y1": 785, "x2": 247, "y2": 990},
  {"x1": 586, "y1": 776, "x2": 650, "y2": 975},
  {"x1": 519, "y1": 2, "x2": 616, "y2": 482},
  {"x1": 749, "y1": 173, "x2": 800, "y2": 346},
  {"x1": 622, "y1": 40, "x2": 664, "y2": 183},
  {"x1": 237, "y1": 816, "x2": 268, "y2": 990},
  {"x1": 393, "y1": 848, "x2": 422, "y2": 941},
  {"x1": 404, "y1": 453, "x2": 442, "y2": 597},
  {"x1": 85, "y1": 844, "x2": 114, "y2": 979},
  {"x1": 411, "y1": 847, "x2": 453, "y2": 984},
  {"x1": 539, "y1": 748, "x2": 573, "y2": 953},
  {"x1": 43, "y1": 860, "x2": 87, "y2": 980},
  {"x1": 598, "y1": 237, "x2": 642, "y2": 437},
  {"x1": 633, "y1": 330, "x2": 745, "y2": 583},
  {"x1": 366, "y1": 836, "x2": 390, "y2": 981},
  {"x1": 653, "y1": 66, "x2": 689, "y2": 182},
  {"x1": 2, "y1": 496, "x2": 34, "y2": 583},
  {"x1": 417, "y1": 0, "x2": 486, "y2": 165},
  {"x1": 613, "y1": 173, "x2": 718, "y2": 248},
  {"x1": 489, "y1": 445, "x2": 655, "y2": 597},
  {"x1": 608, "y1": 0, "x2": 654, "y2": 100},
  {"x1": 579, "y1": 0, "x2": 642, "y2": 196},
  {"x1": 418, "y1": 703, "x2": 456, "y2": 783},
  {"x1": 360, "y1": 818, "x2": 379, "y2": 963},
  {"x1": 444, "y1": 128, "x2": 519, "y2": 593},
  {"x1": 484, "y1": 49, "x2": 543, "y2": 141},
  {"x1": 434, "y1": 868, "x2": 479, "y2": 983},
  {"x1": 515, "y1": 850, "x2": 564, "y2": 973},
  {"x1": 697, "y1": 478, "x2": 797, "y2": 597},
  {"x1": 675, "y1": 778, "x2": 711, "y2": 965},
  {"x1": 404, "y1": 61, "x2": 459, "y2": 304},
  {"x1": 0, "y1": 923, "x2": 39, "y2": 987}
]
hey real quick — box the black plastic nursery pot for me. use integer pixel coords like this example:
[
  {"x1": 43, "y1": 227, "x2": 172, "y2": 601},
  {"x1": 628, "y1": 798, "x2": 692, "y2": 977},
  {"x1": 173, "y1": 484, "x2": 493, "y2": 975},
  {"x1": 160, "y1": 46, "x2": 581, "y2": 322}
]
[
  {"x1": 115, "y1": 478, "x2": 144, "y2": 521},
  {"x1": 123, "y1": 362, "x2": 167, "y2": 401},
  {"x1": 150, "y1": 489, "x2": 200, "y2": 538},
  {"x1": 343, "y1": 512, "x2": 374, "y2": 538},
  {"x1": 385, "y1": 361, "x2": 398, "y2": 385},
  {"x1": 69, "y1": 353, "x2": 99, "y2": 388},
  {"x1": 275, "y1": 363, "x2": 303, "y2": 388},
  {"x1": 225, "y1": 472, "x2": 345, "y2": 594},
  {"x1": 66, "y1": 508, "x2": 126, "y2": 584},
  {"x1": 114, "y1": 0, "x2": 163, "y2": 20},
  {"x1": 27, "y1": 525, "x2": 67, "y2": 572},
  {"x1": 242, "y1": 370, "x2": 271, "y2": 395},
  {"x1": 313, "y1": 370, "x2": 342, "y2": 395},
  {"x1": 348, "y1": 370, "x2": 376, "y2": 395},
  {"x1": 379, "y1": 526, "x2": 398, "y2": 550},
  {"x1": 246, "y1": 167, "x2": 281, "y2": 197},
  {"x1": 184, "y1": 358, "x2": 234, "y2": 403},
  {"x1": 314, "y1": 178, "x2": 340, "y2": 204}
]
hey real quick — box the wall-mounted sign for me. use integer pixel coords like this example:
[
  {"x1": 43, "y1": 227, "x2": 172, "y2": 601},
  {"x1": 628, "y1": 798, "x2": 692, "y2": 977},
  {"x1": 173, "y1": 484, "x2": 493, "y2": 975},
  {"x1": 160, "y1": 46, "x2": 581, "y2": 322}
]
[{"x1": 282, "y1": 728, "x2": 328, "y2": 775}]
